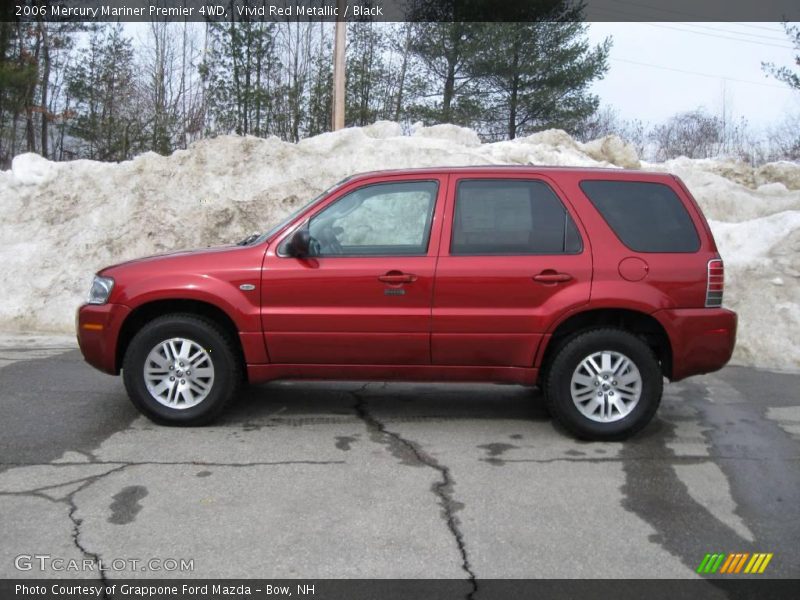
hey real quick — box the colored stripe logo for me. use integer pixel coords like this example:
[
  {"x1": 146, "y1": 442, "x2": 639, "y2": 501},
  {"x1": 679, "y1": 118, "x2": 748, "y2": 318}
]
[{"x1": 697, "y1": 553, "x2": 773, "y2": 574}]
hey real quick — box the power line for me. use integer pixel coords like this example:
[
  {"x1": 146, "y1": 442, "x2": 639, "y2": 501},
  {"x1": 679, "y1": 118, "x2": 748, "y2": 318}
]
[
  {"x1": 611, "y1": 0, "x2": 722, "y2": 20},
  {"x1": 642, "y1": 22, "x2": 795, "y2": 50},
  {"x1": 673, "y1": 22, "x2": 790, "y2": 44},
  {"x1": 609, "y1": 57, "x2": 790, "y2": 89},
  {"x1": 590, "y1": 11, "x2": 795, "y2": 50},
  {"x1": 603, "y1": 0, "x2": 790, "y2": 26},
  {"x1": 732, "y1": 22, "x2": 790, "y2": 33},
  {"x1": 591, "y1": 0, "x2": 794, "y2": 43},
  {"x1": 599, "y1": 0, "x2": 708, "y2": 20}
]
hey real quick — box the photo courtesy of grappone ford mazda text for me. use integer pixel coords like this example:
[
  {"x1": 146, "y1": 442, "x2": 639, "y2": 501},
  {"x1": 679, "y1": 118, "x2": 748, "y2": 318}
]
[{"x1": 76, "y1": 166, "x2": 737, "y2": 440}]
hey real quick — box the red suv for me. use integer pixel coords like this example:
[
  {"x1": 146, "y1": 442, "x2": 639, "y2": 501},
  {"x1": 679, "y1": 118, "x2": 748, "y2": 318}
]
[{"x1": 77, "y1": 166, "x2": 736, "y2": 440}]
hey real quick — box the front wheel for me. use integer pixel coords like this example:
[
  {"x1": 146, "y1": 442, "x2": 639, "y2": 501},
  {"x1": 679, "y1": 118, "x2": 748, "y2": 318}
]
[
  {"x1": 544, "y1": 328, "x2": 663, "y2": 441},
  {"x1": 122, "y1": 314, "x2": 241, "y2": 425}
]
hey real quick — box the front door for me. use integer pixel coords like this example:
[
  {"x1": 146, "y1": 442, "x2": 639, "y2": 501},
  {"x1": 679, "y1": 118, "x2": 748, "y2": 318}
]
[
  {"x1": 432, "y1": 175, "x2": 593, "y2": 367},
  {"x1": 262, "y1": 176, "x2": 446, "y2": 365}
]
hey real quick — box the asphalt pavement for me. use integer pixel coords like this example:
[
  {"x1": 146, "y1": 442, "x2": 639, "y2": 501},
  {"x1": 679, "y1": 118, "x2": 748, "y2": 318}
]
[{"x1": 1, "y1": 335, "x2": 798, "y2": 585}]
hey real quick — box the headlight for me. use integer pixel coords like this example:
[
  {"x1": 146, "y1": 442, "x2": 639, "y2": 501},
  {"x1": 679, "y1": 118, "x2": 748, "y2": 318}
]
[{"x1": 87, "y1": 275, "x2": 114, "y2": 305}]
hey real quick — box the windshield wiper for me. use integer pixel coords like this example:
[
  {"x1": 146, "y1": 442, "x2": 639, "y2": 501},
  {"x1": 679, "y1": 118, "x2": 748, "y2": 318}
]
[{"x1": 237, "y1": 233, "x2": 261, "y2": 246}]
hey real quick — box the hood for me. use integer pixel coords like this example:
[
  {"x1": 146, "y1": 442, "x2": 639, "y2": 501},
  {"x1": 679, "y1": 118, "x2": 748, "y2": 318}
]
[{"x1": 98, "y1": 243, "x2": 264, "y2": 278}]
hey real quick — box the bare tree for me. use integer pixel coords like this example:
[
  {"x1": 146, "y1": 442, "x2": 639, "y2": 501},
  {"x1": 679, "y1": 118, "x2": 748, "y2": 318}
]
[
  {"x1": 765, "y1": 111, "x2": 800, "y2": 161},
  {"x1": 650, "y1": 110, "x2": 723, "y2": 161},
  {"x1": 278, "y1": 20, "x2": 314, "y2": 141},
  {"x1": 576, "y1": 106, "x2": 647, "y2": 157}
]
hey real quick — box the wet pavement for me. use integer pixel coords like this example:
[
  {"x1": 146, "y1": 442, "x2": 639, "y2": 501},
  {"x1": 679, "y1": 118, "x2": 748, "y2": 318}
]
[{"x1": 1, "y1": 336, "x2": 798, "y2": 583}]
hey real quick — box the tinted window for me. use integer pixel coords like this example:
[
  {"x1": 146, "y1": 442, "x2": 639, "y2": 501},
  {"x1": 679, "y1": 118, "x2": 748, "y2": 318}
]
[
  {"x1": 306, "y1": 181, "x2": 438, "y2": 256},
  {"x1": 580, "y1": 180, "x2": 700, "y2": 252},
  {"x1": 451, "y1": 180, "x2": 582, "y2": 255}
]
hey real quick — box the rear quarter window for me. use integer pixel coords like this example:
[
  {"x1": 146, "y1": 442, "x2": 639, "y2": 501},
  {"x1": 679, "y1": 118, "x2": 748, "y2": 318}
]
[{"x1": 580, "y1": 180, "x2": 700, "y2": 253}]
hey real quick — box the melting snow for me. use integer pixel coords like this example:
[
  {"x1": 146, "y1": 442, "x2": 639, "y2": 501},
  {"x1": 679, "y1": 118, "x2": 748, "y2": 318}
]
[{"x1": 1, "y1": 122, "x2": 798, "y2": 369}]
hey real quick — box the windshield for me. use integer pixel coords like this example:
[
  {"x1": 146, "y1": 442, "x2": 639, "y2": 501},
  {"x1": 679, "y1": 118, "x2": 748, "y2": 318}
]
[{"x1": 251, "y1": 177, "x2": 353, "y2": 245}]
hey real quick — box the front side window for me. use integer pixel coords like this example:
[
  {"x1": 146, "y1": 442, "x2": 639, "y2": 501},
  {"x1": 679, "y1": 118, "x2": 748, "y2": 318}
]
[
  {"x1": 305, "y1": 180, "x2": 438, "y2": 257},
  {"x1": 451, "y1": 179, "x2": 582, "y2": 255}
]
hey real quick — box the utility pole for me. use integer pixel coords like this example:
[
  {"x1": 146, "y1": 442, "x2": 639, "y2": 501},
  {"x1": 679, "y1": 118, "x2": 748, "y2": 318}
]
[{"x1": 332, "y1": 0, "x2": 346, "y2": 130}]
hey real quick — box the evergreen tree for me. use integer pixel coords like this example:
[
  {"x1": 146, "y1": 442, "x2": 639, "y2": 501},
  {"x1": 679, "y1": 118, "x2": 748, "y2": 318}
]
[
  {"x1": 346, "y1": 21, "x2": 391, "y2": 126},
  {"x1": 763, "y1": 22, "x2": 800, "y2": 90},
  {"x1": 406, "y1": 1, "x2": 609, "y2": 136},
  {"x1": 473, "y1": 19, "x2": 610, "y2": 139},
  {"x1": 200, "y1": 10, "x2": 281, "y2": 137},
  {"x1": 0, "y1": 17, "x2": 38, "y2": 165},
  {"x1": 407, "y1": 21, "x2": 487, "y2": 126},
  {"x1": 305, "y1": 23, "x2": 332, "y2": 136},
  {"x1": 65, "y1": 24, "x2": 140, "y2": 161}
]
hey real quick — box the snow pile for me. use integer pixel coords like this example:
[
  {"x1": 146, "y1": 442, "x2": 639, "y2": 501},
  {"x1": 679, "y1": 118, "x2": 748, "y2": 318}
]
[
  {"x1": 1, "y1": 123, "x2": 798, "y2": 370},
  {"x1": 756, "y1": 161, "x2": 800, "y2": 190},
  {"x1": 10, "y1": 152, "x2": 58, "y2": 185},
  {"x1": 707, "y1": 212, "x2": 800, "y2": 368},
  {"x1": 582, "y1": 135, "x2": 640, "y2": 169}
]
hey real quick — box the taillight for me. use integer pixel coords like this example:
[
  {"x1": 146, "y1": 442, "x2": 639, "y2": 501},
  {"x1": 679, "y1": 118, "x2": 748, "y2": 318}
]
[{"x1": 706, "y1": 259, "x2": 724, "y2": 308}]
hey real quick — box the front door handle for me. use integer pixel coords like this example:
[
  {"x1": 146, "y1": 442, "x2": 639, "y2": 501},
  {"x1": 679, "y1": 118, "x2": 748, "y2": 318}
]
[
  {"x1": 533, "y1": 271, "x2": 573, "y2": 284},
  {"x1": 378, "y1": 271, "x2": 417, "y2": 284}
]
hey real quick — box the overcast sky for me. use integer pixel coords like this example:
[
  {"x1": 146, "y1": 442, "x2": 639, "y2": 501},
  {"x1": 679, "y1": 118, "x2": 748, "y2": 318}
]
[
  {"x1": 586, "y1": 22, "x2": 799, "y2": 130},
  {"x1": 123, "y1": 20, "x2": 799, "y2": 133}
]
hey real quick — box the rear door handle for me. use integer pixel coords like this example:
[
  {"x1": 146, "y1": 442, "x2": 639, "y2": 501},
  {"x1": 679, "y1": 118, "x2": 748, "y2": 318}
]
[
  {"x1": 378, "y1": 271, "x2": 417, "y2": 284},
  {"x1": 532, "y1": 271, "x2": 573, "y2": 284}
]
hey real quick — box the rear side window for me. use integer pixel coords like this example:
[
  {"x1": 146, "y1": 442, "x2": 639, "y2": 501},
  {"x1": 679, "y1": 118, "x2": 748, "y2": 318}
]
[
  {"x1": 580, "y1": 180, "x2": 700, "y2": 252},
  {"x1": 451, "y1": 180, "x2": 582, "y2": 255}
]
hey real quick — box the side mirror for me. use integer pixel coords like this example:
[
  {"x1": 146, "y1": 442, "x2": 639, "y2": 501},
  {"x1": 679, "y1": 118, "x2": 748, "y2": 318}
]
[{"x1": 286, "y1": 228, "x2": 312, "y2": 258}]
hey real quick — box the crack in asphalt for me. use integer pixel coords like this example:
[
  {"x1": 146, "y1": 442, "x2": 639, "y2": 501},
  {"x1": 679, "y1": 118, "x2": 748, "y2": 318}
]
[
  {"x1": 0, "y1": 459, "x2": 345, "y2": 588},
  {"x1": 41, "y1": 464, "x2": 128, "y2": 593},
  {"x1": 67, "y1": 480, "x2": 116, "y2": 593},
  {"x1": 0, "y1": 461, "x2": 346, "y2": 498},
  {"x1": 3, "y1": 455, "x2": 795, "y2": 472},
  {"x1": 351, "y1": 384, "x2": 477, "y2": 600}
]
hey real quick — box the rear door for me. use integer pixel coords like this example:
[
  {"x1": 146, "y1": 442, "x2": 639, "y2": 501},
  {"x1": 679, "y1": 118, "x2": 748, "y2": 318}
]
[
  {"x1": 261, "y1": 175, "x2": 445, "y2": 365},
  {"x1": 431, "y1": 174, "x2": 592, "y2": 367}
]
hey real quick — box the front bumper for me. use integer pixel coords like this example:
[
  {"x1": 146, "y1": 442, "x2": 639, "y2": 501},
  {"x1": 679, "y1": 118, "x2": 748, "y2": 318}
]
[
  {"x1": 76, "y1": 303, "x2": 131, "y2": 375},
  {"x1": 652, "y1": 308, "x2": 737, "y2": 381}
]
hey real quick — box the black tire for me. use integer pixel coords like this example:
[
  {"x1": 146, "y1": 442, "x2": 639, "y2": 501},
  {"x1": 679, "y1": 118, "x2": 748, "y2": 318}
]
[
  {"x1": 122, "y1": 314, "x2": 241, "y2": 426},
  {"x1": 544, "y1": 328, "x2": 662, "y2": 441},
  {"x1": 537, "y1": 333, "x2": 574, "y2": 410}
]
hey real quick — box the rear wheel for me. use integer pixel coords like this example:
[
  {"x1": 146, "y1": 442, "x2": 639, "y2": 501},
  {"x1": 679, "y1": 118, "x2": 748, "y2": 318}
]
[
  {"x1": 544, "y1": 328, "x2": 662, "y2": 440},
  {"x1": 122, "y1": 314, "x2": 241, "y2": 425}
]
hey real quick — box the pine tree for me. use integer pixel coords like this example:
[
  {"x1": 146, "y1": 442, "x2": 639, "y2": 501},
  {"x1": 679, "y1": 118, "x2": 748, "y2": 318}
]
[
  {"x1": 407, "y1": 21, "x2": 487, "y2": 126},
  {"x1": 200, "y1": 9, "x2": 281, "y2": 137},
  {"x1": 65, "y1": 24, "x2": 140, "y2": 161},
  {"x1": 346, "y1": 21, "x2": 391, "y2": 126},
  {"x1": 473, "y1": 19, "x2": 610, "y2": 139},
  {"x1": 763, "y1": 22, "x2": 800, "y2": 90},
  {"x1": 0, "y1": 17, "x2": 38, "y2": 165},
  {"x1": 306, "y1": 23, "x2": 332, "y2": 136}
]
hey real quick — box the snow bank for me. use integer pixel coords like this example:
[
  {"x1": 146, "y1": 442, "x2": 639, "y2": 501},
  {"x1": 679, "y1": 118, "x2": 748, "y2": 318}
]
[
  {"x1": 1, "y1": 124, "x2": 798, "y2": 370},
  {"x1": 11, "y1": 152, "x2": 58, "y2": 185},
  {"x1": 582, "y1": 135, "x2": 640, "y2": 169},
  {"x1": 708, "y1": 212, "x2": 800, "y2": 369}
]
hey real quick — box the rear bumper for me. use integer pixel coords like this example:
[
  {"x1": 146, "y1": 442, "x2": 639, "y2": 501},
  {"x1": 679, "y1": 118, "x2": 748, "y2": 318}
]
[
  {"x1": 653, "y1": 308, "x2": 737, "y2": 381},
  {"x1": 76, "y1": 303, "x2": 131, "y2": 375}
]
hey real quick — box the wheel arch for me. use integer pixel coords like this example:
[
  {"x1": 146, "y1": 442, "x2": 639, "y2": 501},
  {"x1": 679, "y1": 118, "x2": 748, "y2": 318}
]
[
  {"x1": 115, "y1": 299, "x2": 246, "y2": 379},
  {"x1": 539, "y1": 308, "x2": 673, "y2": 380}
]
